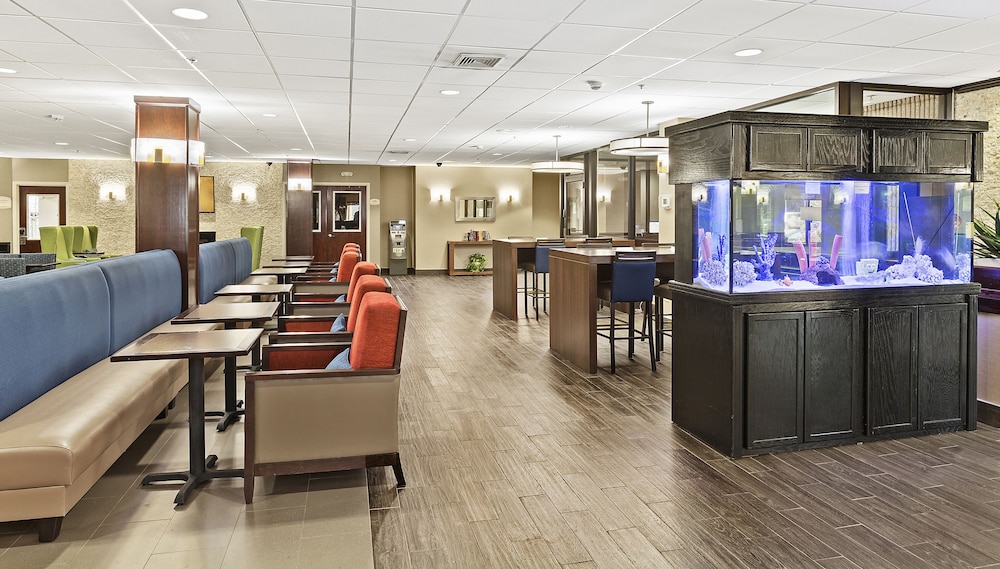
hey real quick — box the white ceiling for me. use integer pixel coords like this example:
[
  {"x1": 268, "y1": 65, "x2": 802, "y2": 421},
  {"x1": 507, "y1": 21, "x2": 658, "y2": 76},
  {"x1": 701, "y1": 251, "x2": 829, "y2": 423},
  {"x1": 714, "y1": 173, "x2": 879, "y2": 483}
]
[{"x1": 0, "y1": 0, "x2": 998, "y2": 166}]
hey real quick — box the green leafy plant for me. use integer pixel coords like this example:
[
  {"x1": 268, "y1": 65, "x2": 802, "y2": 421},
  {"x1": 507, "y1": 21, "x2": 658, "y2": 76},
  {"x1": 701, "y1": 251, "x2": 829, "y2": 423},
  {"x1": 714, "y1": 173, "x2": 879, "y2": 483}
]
[
  {"x1": 974, "y1": 199, "x2": 1000, "y2": 259},
  {"x1": 465, "y1": 252, "x2": 488, "y2": 272}
]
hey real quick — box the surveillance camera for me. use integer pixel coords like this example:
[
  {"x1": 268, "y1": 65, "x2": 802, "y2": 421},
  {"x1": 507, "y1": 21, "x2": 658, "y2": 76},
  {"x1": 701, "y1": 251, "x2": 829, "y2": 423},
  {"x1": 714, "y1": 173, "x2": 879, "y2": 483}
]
[
  {"x1": 266, "y1": 161, "x2": 273, "y2": 167},
  {"x1": 436, "y1": 162, "x2": 443, "y2": 167},
  {"x1": 587, "y1": 80, "x2": 603, "y2": 91}
]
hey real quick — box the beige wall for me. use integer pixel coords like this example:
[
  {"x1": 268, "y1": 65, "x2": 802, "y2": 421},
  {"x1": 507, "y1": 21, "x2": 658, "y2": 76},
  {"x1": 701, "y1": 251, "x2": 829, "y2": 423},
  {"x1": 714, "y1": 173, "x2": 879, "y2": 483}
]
[
  {"x1": 0, "y1": 159, "x2": 12, "y2": 249},
  {"x1": 956, "y1": 87, "x2": 1000, "y2": 212},
  {"x1": 8, "y1": 159, "x2": 70, "y2": 252},
  {"x1": 414, "y1": 166, "x2": 534, "y2": 270},
  {"x1": 531, "y1": 172, "x2": 560, "y2": 239},
  {"x1": 199, "y1": 162, "x2": 287, "y2": 262},
  {"x1": 380, "y1": 166, "x2": 415, "y2": 268},
  {"x1": 658, "y1": 174, "x2": 676, "y2": 244},
  {"x1": 68, "y1": 160, "x2": 135, "y2": 256}
]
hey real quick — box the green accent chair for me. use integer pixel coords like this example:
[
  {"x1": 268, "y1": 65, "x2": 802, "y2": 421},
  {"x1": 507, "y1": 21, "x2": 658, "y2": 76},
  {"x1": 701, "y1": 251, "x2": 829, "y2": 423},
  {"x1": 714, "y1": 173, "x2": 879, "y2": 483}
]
[
  {"x1": 241, "y1": 226, "x2": 264, "y2": 270},
  {"x1": 71, "y1": 226, "x2": 88, "y2": 254},
  {"x1": 65, "y1": 227, "x2": 99, "y2": 262},
  {"x1": 87, "y1": 226, "x2": 98, "y2": 251},
  {"x1": 39, "y1": 226, "x2": 86, "y2": 268}
]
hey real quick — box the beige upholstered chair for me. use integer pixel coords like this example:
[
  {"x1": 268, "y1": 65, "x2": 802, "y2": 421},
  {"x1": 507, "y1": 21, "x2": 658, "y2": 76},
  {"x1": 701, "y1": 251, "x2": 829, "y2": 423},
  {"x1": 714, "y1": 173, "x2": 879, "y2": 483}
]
[{"x1": 243, "y1": 292, "x2": 407, "y2": 503}]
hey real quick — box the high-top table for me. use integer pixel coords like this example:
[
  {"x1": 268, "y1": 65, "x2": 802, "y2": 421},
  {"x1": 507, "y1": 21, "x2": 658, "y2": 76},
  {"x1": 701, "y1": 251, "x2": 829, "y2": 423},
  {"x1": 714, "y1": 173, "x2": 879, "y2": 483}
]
[
  {"x1": 270, "y1": 255, "x2": 314, "y2": 262},
  {"x1": 250, "y1": 266, "x2": 307, "y2": 284},
  {"x1": 172, "y1": 300, "x2": 280, "y2": 431},
  {"x1": 491, "y1": 237, "x2": 635, "y2": 320},
  {"x1": 549, "y1": 246, "x2": 675, "y2": 374},
  {"x1": 111, "y1": 328, "x2": 262, "y2": 505}
]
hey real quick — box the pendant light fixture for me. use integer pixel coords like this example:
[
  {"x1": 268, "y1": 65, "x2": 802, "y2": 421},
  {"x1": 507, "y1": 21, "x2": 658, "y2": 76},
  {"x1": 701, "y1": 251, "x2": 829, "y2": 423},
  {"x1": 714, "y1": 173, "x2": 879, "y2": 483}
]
[
  {"x1": 609, "y1": 100, "x2": 670, "y2": 156},
  {"x1": 531, "y1": 135, "x2": 584, "y2": 174}
]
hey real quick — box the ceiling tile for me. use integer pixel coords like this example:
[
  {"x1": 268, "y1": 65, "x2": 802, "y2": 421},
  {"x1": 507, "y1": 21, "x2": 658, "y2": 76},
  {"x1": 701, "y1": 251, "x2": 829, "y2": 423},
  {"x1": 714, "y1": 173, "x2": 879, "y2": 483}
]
[
  {"x1": 11, "y1": 0, "x2": 138, "y2": 22},
  {"x1": 758, "y1": 42, "x2": 882, "y2": 68},
  {"x1": 812, "y1": 0, "x2": 922, "y2": 8},
  {"x1": 91, "y1": 47, "x2": 188, "y2": 69},
  {"x1": 0, "y1": 42, "x2": 105, "y2": 65},
  {"x1": 280, "y1": 76, "x2": 350, "y2": 92},
  {"x1": 826, "y1": 12, "x2": 970, "y2": 47},
  {"x1": 353, "y1": 39, "x2": 441, "y2": 66},
  {"x1": 352, "y1": 78, "x2": 421, "y2": 96},
  {"x1": 464, "y1": 0, "x2": 580, "y2": 22},
  {"x1": 125, "y1": 67, "x2": 208, "y2": 86},
  {"x1": 492, "y1": 71, "x2": 575, "y2": 90},
  {"x1": 449, "y1": 16, "x2": 554, "y2": 50},
  {"x1": 160, "y1": 27, "x2": 264, "y2": 55},
  {"x1": 270, "y1": 56, "x2": 351, "y2": 78},
  {"x1": 357, "y1": 0, "x2": 466, "y2": 13},
  {"x1": 258, "y1": 33, "x2": 351, "y2": 60},
  {"x1": 693, "y1": 37, "x2": 811, "y2": 64},
  {"x1": 354, "y1": 8, "x2": 458, "y2": 44},
  {"x1": 130, "y1": 0, "x2": 251, "y2": 29},
  {"x1": 242, "y1": 2, "x2": 351, "y2": 36},
  {"x1": 512, "y1": 51, "x2": 603, "y2": 74},
  {"x1": 566, "y1": 0, "x2": 697, "y2": 29},
  {"x1": 188, "y1": 53, "x2": 270, "y2": 73},
  {"x1": 617, "y1": 31, "x2": 729, "y2": 60},
  {"x1": 534, "y1": 23, "x2": 645, "y2": 55},
  {"x1": 584, "y1": 55, "x2": 682, "y2": 78},
  {"x1": 353, "y1": 62, "x2": 428, "y2": 83},
  {"x1": 747, "y1": 4, "x2": 892, "y2": 41},
  {"x1": 900, "y1": 17, "x2": 1000, "y2": 52},
  {"x1": 904, "y1": 0, "x2": 1000, "y2": 18},
  {"x1": 657, "y1": 0, "x2": 799, "y2": 36},
  {"x1": 32, "y1": 63, "x2": 137, "y2": 83},
  {"x1": 425, "y1": 67, "x2": 506, "y2": 87},
  {"x1": 832, "y1": 47, "x2": 951, "y2": 73}
]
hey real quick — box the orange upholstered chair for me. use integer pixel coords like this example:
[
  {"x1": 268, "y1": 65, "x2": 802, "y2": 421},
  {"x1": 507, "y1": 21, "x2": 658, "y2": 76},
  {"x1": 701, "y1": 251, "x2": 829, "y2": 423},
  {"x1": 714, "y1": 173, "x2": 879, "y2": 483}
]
[
  {"x1": 292, "y1": 261, "x2": 378, "y2": 303},
  {"x1": 277, "y1": 274, "x2": 388, "y2": 334},
  {"x1": 244, "y1": 292, "x2": 407, "y2": 503}
]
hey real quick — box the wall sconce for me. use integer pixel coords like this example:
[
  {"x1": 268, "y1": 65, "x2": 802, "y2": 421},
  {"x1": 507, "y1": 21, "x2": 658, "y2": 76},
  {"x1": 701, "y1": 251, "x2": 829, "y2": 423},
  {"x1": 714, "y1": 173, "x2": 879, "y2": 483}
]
[
  {"x1": 289, "y1": 177, "x2": 312, "y2": 191},
  {"x1": 430, "y1": 188, "x2": 451, "y2": 202},
  {"x1": 100, "y1": 183, "x2": 125, "y2": 202},
  {"x1": 499, "y1": 189, "x2": 519, "y2": 204},
  {"x1": 130, "y1": 138, "x2": 205, "y2": 165},
  {"x1": 232, "y1": 184, "x2": 257, "y2": 203}
]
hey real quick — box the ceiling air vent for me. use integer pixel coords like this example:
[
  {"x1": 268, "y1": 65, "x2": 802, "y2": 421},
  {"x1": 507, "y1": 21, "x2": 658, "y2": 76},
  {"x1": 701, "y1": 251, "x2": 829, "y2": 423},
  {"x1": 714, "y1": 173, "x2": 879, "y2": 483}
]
[
  {"x1": 386, "y1": 150, "x2": 410, "y2": 155},
  {"x1": 452, "y1": 53, "x2": 504, "y2": 69}
]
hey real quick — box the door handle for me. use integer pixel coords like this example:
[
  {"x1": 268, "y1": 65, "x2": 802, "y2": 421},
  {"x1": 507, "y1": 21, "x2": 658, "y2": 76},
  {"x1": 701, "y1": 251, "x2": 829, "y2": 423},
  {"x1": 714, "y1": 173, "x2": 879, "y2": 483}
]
[{"x1": 328, "y1": 233, "x2": 333, "y2": 237}]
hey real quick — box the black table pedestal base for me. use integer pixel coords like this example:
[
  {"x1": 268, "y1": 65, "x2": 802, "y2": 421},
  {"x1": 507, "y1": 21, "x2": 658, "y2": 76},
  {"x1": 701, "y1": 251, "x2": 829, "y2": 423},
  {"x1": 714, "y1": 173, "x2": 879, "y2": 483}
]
[{"x1": 141, "y1": 455, "x2": 244, "y2": 505}]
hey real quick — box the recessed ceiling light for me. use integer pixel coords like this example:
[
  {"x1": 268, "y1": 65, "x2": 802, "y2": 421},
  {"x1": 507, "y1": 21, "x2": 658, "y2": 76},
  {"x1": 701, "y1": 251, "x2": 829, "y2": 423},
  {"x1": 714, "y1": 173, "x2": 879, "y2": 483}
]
[
  {"x1": 262, "y1": 113, "x2": 278, "y2": 118},
  {"x1": 388, "y1": 159, "x2": 397, "y2": 162},
  {"x1": 172, "y1": 8, "x2": 208, "y2": 20},
  {"x1": 403, "y1": 138, "x2": 416, "y2": 142},
  {"x1": 54, "y1": 142, "x2": 69, "y2": 146},
  {"x1": 734, "y1": 48, "x2": 763, "y2": 57},
  {"x1": 0, "y1": 67, "x2": 16, "y2": 74},
  {"x1": 440, "y1": 89, "x2": 460, "y2": 96},
  {"x1": 290, "y1": 147, "x2": 301, "y2": 151},
  {"x1": 492, "y1": 153, "x2": 503, "y2": 156}
]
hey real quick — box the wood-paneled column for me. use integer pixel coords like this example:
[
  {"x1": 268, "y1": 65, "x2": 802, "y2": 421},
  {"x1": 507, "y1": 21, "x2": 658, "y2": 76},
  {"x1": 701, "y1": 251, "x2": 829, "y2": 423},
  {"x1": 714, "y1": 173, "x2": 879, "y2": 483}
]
[
  {"x1": 285, "y1": 161, "x2": 313, "y2": 256},
  {"x1": 134, "y1": 96, "x2": 202, "y2": 309}
]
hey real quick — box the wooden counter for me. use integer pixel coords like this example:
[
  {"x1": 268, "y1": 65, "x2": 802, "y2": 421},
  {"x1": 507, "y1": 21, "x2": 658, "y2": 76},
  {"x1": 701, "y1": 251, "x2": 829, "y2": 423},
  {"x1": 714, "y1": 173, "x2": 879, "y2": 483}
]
[
  {"x1": 491, "y1": 237, "x2": 636, "y2": 320},
  {"x1": 548, "y1": 246, "x2": 675, "y2": 373}
]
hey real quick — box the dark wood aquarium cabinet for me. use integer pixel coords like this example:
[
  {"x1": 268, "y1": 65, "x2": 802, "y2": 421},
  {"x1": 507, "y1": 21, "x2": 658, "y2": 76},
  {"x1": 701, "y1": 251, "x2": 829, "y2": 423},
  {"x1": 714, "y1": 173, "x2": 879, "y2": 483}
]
[{"x1": 664, "y1": 111, "x2": 987, "y2": 457}]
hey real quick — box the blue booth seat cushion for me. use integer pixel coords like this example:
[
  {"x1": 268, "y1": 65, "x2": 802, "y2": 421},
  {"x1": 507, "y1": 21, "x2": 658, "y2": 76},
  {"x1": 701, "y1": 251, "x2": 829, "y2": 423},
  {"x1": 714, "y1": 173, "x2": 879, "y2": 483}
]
[
  {"x1": 97, "y1": 250, "x2": 182, "y2": 352},
  {"x1": 227, "y1": 238, "x2": 253, "y2": 284},
  {"x1": 329, "y1": 313, "x2": 347, "y2": 332},
  {"x1": 336, "y1": 294, "x2": 346, "y2": 302},
  {"x1": 325, "y1": 347, "x2": 352, "y2": 369},
  {"x1": 0, "y1": 263, "x2": 112, "y2": 421},
  {"x1": 198, "y1": 241, "x2": 237, "y2": 304}
]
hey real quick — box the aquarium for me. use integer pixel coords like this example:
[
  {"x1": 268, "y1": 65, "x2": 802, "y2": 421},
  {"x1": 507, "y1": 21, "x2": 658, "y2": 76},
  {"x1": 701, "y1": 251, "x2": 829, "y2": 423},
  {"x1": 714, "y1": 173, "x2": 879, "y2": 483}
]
[{"x1": 692, "y1": 179, "x2": 973, "y2": 293}]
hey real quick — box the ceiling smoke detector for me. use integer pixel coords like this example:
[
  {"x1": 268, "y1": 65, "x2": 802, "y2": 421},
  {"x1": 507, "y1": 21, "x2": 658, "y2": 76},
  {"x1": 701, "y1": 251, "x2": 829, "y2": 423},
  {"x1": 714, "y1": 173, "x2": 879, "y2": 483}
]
[
  {"x1": 587, "y1": 80, "x2": 603, "y2": 91},
  {"x1": 451, "y1": 53, "x2": 504, "y2": 69}
]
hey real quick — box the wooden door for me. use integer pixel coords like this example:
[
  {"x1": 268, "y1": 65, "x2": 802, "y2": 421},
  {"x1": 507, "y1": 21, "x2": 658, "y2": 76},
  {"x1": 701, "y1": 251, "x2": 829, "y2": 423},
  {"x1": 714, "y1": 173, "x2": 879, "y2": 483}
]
[
  {"x1": 18, "y1": 186, "x2": 66, "y2": 253},
  {"x1": 867, "y1": 306, "x2": 919, "y2": 435},
  {"x1": 313, "y1": 185, "x2": 366, "y2": 262},
  {"x1": 745, "y1": 312, "x2": 804, "y2": 450}
]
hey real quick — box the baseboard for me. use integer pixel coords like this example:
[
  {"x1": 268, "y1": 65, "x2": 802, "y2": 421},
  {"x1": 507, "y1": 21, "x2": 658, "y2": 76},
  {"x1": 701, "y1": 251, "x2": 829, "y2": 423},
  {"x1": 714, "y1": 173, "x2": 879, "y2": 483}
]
[
  {"x1": 978, "y1": 400, "x2": 1000, "y2": 428},
  {"x1": 414, "y1": 269, "x2": 448, "y2": 275}
]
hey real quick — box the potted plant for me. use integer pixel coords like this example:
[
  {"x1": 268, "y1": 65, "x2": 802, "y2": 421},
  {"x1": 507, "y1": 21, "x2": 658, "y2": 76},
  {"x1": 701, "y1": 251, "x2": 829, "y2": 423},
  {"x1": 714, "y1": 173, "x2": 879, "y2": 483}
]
[
  {"x1": 974, "y1": 199, "x2": 1000, "y2": 313},
  {"x1": 465, "y1": 252, "x2": 488, "y2": 273}
]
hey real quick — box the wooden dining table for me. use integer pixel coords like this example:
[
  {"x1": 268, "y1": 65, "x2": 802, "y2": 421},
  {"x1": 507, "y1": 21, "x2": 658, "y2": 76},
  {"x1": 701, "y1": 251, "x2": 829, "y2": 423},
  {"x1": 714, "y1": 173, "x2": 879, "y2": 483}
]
[
  {"x1": 250, "y1": 266, "x2": 307, "y2": 284},
  {"x1": 111, "y1": 328, "x2": 262, "y2": 505},
  {"x1": 172, "y1": 300, "x2": 280, "y2": 431},
  {"x1": 215, "y1": 283, "x2": 293, "y2": 315},
  {"x1": 548, "y1": 246, "x2": 675, "y2": 374}
]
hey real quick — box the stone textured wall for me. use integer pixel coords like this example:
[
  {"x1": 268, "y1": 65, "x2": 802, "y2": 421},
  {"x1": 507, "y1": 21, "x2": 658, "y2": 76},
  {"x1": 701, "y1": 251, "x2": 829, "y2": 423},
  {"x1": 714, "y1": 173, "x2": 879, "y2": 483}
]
[
  {"x1": 67, "y1": 159, "x2": 286, "y2": 260},
  {"x1": 67, "y1": 159, "x2": 136, "y2": 256},
  {"x1": 199, "y1": 162, "x2": 286, "y2": 262},
  {"x1": 956, "y1": 88, "x2": 1000, "y2": 214}
]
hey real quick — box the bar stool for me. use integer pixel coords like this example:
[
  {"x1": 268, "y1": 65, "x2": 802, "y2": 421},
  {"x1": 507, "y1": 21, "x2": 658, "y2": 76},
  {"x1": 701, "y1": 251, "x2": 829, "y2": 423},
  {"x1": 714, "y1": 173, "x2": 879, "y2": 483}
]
[
  {"x1": 596, "y1": 250, "x2": 657, "y2": 373},
  {"x1": 653, "y1": 281, "x2": 672, "y2": 361},
  {"x1": 519, "y1": 238, "x2": 564, "y2": 320}
]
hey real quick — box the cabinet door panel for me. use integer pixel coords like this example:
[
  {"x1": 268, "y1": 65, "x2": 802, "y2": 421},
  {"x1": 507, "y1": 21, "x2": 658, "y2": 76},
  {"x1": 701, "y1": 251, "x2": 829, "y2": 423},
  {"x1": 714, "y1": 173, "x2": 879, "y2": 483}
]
[
  {"x1": 808, "y1": 128, "x2": 865, "y2": 172},
  {"x1": 805, "y1": 309, "x2": 861, "y2": 442},
  {"x1": 746, "y1": 313, "x2": 803, "y2": 449},
  {"x1": 867, "y1": 306, "x2": 918, "y2": 435},
  {"x1": 874, "y1": 130, "x2": 923, "y2": 174},
  {"x1": 918, "y1": 304, "x2": 968, "y2": 429},
  {"x1": 925, "y1": 132, "x2": 973, "y2": 175},
  {"x1": 749, "y1": 126, "x2": 807, "y2": 171}
]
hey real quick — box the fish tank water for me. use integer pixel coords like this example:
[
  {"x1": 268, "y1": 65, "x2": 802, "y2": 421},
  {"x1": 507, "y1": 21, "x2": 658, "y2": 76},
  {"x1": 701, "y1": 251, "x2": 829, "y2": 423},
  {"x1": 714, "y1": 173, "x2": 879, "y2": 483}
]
[{"x1": 692, "y1": 179, "x2": 973, "y2": 293}]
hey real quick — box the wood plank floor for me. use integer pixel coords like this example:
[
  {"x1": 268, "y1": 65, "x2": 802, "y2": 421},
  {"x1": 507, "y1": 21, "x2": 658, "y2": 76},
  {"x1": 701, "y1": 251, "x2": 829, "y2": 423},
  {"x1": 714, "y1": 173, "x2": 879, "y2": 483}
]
[{"x1": 370, "y1": 274, "x2": 1000, "y2": 569}]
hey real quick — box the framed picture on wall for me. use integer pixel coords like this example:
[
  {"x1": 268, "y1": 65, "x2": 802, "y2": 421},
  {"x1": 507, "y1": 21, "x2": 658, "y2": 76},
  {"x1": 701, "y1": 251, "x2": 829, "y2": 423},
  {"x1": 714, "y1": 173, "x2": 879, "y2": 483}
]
[{"x1": 199, "y1": 176, "x2": 215, "y2": 213}]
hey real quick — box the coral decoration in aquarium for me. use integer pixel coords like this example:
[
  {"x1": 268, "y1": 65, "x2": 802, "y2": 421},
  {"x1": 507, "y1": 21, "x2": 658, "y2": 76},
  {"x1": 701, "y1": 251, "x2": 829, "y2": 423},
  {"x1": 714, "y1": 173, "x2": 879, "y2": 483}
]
[{"x1": 691, "y1": 179, "x2": 973, "y2": 293}]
